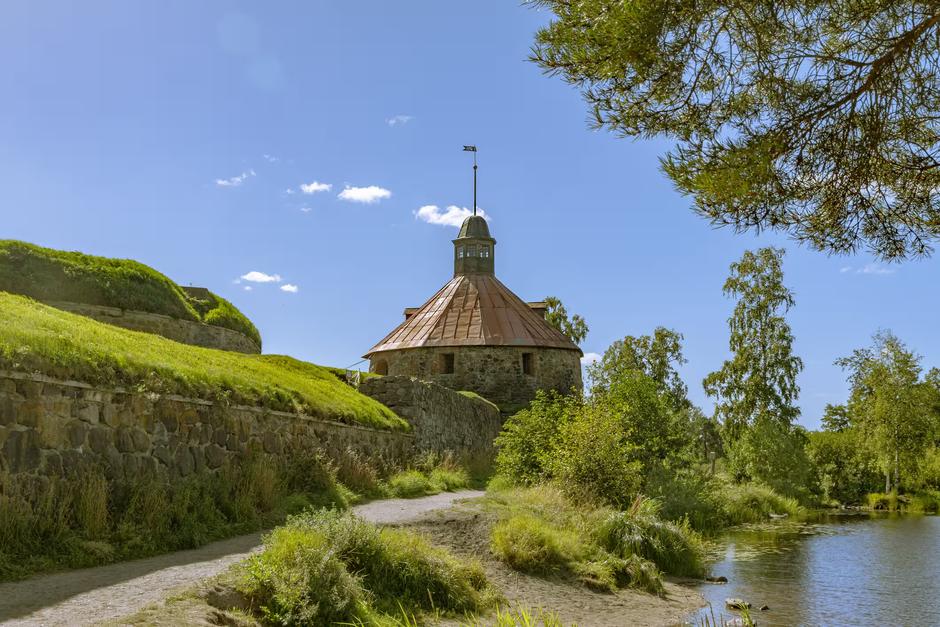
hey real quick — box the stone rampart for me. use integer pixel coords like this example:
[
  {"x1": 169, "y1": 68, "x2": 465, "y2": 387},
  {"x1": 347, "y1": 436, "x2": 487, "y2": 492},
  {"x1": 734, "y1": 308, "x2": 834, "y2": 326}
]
[
  {"x1": 0, "y1": 371, "x2": 411, "y2": 481},
  {"x1": 359, "y1": 375, "x2": 503, "y2": 458},
  {"x1": 47, "y1": 301, "x2": 261, "y2": 354}
]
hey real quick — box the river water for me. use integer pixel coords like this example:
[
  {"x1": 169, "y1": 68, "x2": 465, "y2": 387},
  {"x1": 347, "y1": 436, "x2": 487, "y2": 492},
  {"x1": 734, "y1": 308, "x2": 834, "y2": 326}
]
[{"x1": 687, "y1": 513, "x2": 940, "y2": 626}]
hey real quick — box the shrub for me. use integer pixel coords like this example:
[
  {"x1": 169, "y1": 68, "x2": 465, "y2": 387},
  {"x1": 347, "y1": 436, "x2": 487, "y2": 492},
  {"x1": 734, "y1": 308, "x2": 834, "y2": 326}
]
[
  {"x1": 494, "y1": 391, "x2": 577, "y2": 485},
  {"x1": 595, "y1": 497, "x2": 706, "y2": 578},
  {"x1": 335, "y1": 448, "x2": 384, "y2": 497},
  {"x1": 551, "y1": 405, "x2": 643, "y2": 507},
  {"x1": 867, "y1": 491, "x2": 899, "y2": 511}
]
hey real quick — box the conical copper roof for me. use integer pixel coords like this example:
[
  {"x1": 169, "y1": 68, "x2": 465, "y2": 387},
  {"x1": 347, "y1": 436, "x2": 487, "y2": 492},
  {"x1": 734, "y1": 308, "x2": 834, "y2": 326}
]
[{"x1": 365, "y1": 273, "x2": 582, "y2": 356}]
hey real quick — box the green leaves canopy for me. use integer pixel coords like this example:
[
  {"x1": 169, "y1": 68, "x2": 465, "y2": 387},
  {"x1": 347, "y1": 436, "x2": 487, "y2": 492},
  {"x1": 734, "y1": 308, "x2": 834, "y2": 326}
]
[{"x1": 531, "y1": 1, "x2": 940, "y2": 259}]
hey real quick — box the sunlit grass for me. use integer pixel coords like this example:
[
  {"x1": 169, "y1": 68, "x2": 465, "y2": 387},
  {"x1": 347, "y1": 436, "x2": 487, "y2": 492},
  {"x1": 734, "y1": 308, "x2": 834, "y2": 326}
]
[{"x1": 0, "y1": 292, "x2": 407, "y2": 430}]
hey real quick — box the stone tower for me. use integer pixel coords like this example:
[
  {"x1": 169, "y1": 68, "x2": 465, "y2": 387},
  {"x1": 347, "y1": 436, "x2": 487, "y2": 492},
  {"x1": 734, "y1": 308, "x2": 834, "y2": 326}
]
[{"x1": 364, "y1": 215, "x2": 583, "y2": 412}]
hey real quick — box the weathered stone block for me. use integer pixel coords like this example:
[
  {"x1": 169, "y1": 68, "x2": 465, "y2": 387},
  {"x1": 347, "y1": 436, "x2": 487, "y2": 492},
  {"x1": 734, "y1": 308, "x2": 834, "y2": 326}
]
[
  {"x1": 87, "y1": 425, "x2": 113, "y2": 454},
  {"x1": 131, "y1": 428, "x2": 150, "y2": 453},
  {"x1": 175, "y1": 446, "x2": 194, "y2": 476},
  {"x1": 3, "y1": 429, "x2": 41, "y2": 473},
  {"x1": 37, "y1": 413, "x2": 67, "y2": 448},
  {"x1": 75, "y1": 402, "x2": 100, "y2": 424},
  {"x1": 115, "y1": 427, "x2": 136, "y2": 453}
]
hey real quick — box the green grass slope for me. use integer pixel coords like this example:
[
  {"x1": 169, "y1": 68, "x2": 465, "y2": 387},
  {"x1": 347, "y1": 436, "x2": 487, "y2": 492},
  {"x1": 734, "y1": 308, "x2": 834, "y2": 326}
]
[
  {"x1": 0, "y1": 240, "x2": 261, "y2": 347},
  {"x1": 0, "y1": 293, "x2": 407, "y2": 431}
]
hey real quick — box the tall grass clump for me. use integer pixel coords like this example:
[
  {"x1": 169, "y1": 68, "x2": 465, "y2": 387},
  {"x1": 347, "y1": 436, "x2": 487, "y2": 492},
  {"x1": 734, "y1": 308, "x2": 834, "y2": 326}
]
[
  {"x1": 594, "y1": 497, "x2": 706, "y2": 578},
  {"x1": 485, "y1": 486, "x2": 702, "y2": 594},
  {"x1": 714, "y1": 480, "x2": 802, "y2": 525},
  {"x1": 238, "y1": 510, "x2": 495, "y2": 624}
]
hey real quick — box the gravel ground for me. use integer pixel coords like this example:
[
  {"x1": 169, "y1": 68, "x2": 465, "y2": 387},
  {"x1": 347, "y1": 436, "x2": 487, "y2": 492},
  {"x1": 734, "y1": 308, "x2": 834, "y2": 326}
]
[{"x1": 0, "y1": 490, "x2": 484, "y2": 626}]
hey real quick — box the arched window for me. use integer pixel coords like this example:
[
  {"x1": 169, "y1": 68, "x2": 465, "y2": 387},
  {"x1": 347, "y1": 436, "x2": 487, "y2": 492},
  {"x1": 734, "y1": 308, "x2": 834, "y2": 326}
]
[{"x1": 374, "y1": 359, "x2": 389, "y2": 376}]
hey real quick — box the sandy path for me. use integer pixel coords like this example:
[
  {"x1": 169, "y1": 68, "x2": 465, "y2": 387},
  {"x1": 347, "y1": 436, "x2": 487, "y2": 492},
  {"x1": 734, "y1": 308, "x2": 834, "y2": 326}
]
[{"x1": 0, "y1": 490, "x2": 484, "y2": 626}]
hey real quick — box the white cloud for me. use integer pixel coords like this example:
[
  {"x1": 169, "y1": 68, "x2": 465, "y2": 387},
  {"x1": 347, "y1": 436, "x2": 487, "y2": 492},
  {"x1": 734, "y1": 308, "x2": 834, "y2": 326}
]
[
  {"x1": 386, "y1": 114, "x2": 414, "y2": 126},
  {"x1": 858, "y1": 263, "x2": 895, "y2": 275},
  {"x1": 338, "y1": 185, "x2": 392, "y2": 204},
  {"x1": 840, "y1": 266, "x2": 852, "y2": 273},
  {"x1": 243, "y1": 285, "x2": 253, "y2": 291},
  {"x1": 580, "y1": 352, "x2": 601, "y2": 367},
  {"x1": 300, "y1": 206, "x2": 312, "y2": 213},
  {"x1": 285, "y1": 188, "x2": 295, "y2": 195},
  {"x1": 215, "y1": 169, "x2": 256, "y2": 187},
  {"x1": 280, "y1": 283, "x2": 299, "y2": 293},
  {"x1": 300, "y1": 181, "x2": 332, "y2": 194},
  {"x1": 240, "y1": 271, "x2": 282, "y2": 283},
  {"x1": 415, "y1": 204, "x2": 489, "y2": 227},
  {"x1": 262, "y1": 154, "x2": 279, "y2": 163}
]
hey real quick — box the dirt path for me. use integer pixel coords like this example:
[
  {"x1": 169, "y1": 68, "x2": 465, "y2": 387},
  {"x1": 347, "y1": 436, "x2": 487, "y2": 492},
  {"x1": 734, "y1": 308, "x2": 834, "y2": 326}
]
[{"x1": 0, "y1": 490, "x2": 484, "y2": 627}]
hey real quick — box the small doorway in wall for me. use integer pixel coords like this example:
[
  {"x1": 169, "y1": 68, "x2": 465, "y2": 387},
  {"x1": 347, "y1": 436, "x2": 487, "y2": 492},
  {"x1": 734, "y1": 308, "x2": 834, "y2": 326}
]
[
  {"x1": 374, "y1": 359, "x2": 389, "y2": 375},
  {"x1": 441, "y1": 353, "x2": 456, "y2": 374},
  {"x1": 522, "y1": 352, "x2": 534, "y2": 376}
]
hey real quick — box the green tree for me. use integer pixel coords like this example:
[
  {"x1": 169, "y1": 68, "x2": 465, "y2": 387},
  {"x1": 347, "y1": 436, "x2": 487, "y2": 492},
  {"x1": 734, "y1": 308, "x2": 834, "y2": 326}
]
[
  {"x1": 588, "y1": 327, "x2": 689, "y2": 410},
  {"x1": 837, "y1": 331, "x2": 934, "y2": 492},
  {"x1": 703, "y1": 248, "x2": 808, "y2": 494},
  {"x1": 543, "y1": 296, "x2": 589, "y2": 346},
  {"x1": 821, "y1": 404, "x2": 851, "y2": 432},
  {"x1": 530, "y1": 1, "x2": 940, "y2": 260}
]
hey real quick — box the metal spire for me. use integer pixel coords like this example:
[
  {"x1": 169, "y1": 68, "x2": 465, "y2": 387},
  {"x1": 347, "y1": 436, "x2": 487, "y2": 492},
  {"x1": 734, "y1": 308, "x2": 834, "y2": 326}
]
[{"x1": 463, "y1": 145, "x2": 478, "y2": 215}]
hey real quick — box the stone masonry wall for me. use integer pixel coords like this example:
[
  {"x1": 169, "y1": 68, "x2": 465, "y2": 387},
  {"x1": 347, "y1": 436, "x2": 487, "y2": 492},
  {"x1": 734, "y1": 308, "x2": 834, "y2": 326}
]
[
  {"x1": 0, "y1": 371, "x2": 412, "y2": 481},
  {"x1": 359, "y1": 375, "x2": 503, "y2": 458},
  {"x1": 371, "y1": 346, "x2": 583, "y2": 411},
  {"x1": 48, "y1": 301, "x2": 261, "y2": 354}
]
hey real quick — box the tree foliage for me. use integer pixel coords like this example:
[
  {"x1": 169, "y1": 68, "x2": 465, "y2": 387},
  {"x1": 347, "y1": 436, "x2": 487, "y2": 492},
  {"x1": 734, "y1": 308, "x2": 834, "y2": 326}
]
[
  {"x1": 704, "y1": 247, "x2": 803, "y2": 439},
  {"x1": 543, "y1": 296, "x2": 589, "y2": 346},
  {"x1": 588, "y1": 327, "x2": 689, "y2": 410},
  {"x1": 531, "y1": 1, "x2": 940, "y2": 259},
  {"x1": 704, "y1": 248, "x2": 809, "y2": 494},
  {"x1": 837, "y1": 330, "x2": 937, "y2": 491}
]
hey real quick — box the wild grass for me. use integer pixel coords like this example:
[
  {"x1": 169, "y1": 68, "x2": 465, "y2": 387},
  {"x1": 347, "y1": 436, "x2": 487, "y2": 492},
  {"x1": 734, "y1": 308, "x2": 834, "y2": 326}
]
[
  {"x1": 0, "y1": 293, "x2": 406, "y2": 430},
  {"x1": 594, "y1": 496, "x2": 706, "y2": 578},
  {"x1": 379, "y1": 451, "x2": 473, "y2": 499},
  {"x1": 711, "y1": 478, "x2": 803, "y2": 526},
  {"x1": 866, "y1": 490, "x2": 940, "y2": 513},
  {"x1": 0, "y1": 239, "x2": 260, "y2": 346},
  {"x1": 0, "y1": 451, "x2": 349, "y2": 581},
  {"x1": 485, "y1": 485, "x2": 703, "y2": 595},
  {"x1": 237, "y1": 510, "x2": 496, "y2": 624}
]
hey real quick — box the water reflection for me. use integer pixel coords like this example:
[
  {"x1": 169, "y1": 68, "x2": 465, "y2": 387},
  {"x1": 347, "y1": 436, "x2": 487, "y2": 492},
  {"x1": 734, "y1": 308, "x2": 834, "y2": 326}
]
[{"x1": 689, "y1": 513, "x2": 940, "y2": 626}]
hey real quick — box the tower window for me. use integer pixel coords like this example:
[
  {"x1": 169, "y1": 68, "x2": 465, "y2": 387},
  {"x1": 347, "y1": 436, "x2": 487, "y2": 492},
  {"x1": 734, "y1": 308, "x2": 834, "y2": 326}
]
[
  {"x1": 481, "y1": 245, "x2": 490, "y2": 258},
  {"x1": 457, "y1": 246, "x2": 464, "y2": 259},
  {"x1": 467, "y1": 245, "x2": 477, "y2": 258},
  {"x1": 522, "y1": 353, "x2": 534, "y2": 376},
  {"x1": 441, "y1": 353, "x2": 455, "y2": 374}
]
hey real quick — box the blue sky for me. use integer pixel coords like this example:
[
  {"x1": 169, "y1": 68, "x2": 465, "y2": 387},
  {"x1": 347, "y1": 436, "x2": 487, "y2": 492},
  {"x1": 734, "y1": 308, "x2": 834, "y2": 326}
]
[{"x1": 2, "y1": 1, "x2": 938, "y2": 429}]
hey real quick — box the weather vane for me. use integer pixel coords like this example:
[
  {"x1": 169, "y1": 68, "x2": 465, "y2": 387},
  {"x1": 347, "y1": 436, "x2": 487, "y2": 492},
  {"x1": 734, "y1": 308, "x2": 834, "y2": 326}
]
[{"x1": 463, "y1": 145, "x2": 478, "y2": 216}]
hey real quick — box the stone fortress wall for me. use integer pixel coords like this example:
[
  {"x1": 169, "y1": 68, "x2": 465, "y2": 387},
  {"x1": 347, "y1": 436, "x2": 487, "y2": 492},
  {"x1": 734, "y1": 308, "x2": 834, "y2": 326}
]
[
  {"x1": 358, "y1": 375, "x2": 503, "y2": 459},
  {"x1": 47, "y1": 301, "x2": 262, "y2": 354},
  {"x1": 0, "y1": 370, "x2": 503, "y2": 483},
  {"x1": 370, "y1": 346, "x2": 583, "y2": 411}
]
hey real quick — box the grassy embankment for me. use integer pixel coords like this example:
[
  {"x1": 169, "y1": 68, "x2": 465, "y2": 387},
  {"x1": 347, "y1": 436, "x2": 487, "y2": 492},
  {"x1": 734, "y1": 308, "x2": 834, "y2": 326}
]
[
  {"x1": 865, "y1": 490, "x2": 940, "y2": 513},
  {"x1": 0, "y1": 239, "x2": 261, "y2": 347},
  {"x1": 0, "y1": 292, "x2": 404, "y2": 428},
  {"x1": 0, "y1": 295, "x2": 480, "y2": 580}
]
